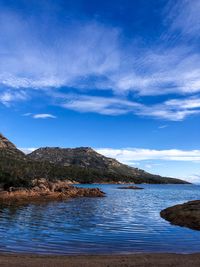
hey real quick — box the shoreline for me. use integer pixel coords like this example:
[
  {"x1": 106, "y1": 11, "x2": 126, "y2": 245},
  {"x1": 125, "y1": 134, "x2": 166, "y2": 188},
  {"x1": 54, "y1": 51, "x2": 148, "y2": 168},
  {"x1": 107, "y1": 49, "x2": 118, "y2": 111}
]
[{"x1": 0, "y1": 252, "x2": 200, "y2": 267}]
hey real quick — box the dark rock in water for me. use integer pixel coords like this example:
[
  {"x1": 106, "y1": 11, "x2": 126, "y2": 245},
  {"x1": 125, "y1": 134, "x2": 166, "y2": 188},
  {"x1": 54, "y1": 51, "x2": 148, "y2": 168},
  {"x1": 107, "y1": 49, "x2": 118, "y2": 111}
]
[
  {"x1": 118, "y1": 185, "x2": 144, "y2": 190},
  {"x1": 160, "y1": 200, "x2": 200, "y2": 231}
]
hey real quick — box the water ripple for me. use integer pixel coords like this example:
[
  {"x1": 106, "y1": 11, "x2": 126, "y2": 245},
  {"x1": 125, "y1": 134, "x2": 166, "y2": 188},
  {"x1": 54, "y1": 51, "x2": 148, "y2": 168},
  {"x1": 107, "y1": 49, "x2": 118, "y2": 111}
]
[{"x1": 0, "y1": 184, "x2": 200, "y2": 254}]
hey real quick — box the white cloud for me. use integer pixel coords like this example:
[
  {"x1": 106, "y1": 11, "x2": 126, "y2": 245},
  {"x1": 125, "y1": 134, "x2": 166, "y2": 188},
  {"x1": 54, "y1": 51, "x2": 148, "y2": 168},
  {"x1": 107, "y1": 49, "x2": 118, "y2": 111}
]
[
  {"x1": 23, "y1": 113, "x2": 56, "y2": 119},
  {"x1": 20, "y1": 147, "x2": 37, "y2": 154},
  {"x1": 0, "y1": 2, "x2": 199, "y2": 98},
  {"x1": 189, "y1": 174, "x2": 200, "y2": 184},
  {"x1": 96, "y1": 148, "x2": 200, "y2": 163},
  {"x1": 167, "y1": 0, "x2": 200, "y2": 38},
  {"x1": 0, "y1": 90, "x2": 27, "y2": 106},
  {"x1": 61, "y1": 94, "x2": 141, "y2": 115},
  {"x1": 0, "y1": 11, "x2": 121, "y2": 90},
  {"x1": 158, "y1": 125, "x2": 168, "y2": 129},
  {"x1": 59, "y1": 93, "x2": 200, "y2": 121},
  {"x1": 0, "y1": 1, "x2": 200, "y2": 121},
  {"x1": 32, "y1": 114, "x2": 56, "y2": 119}
]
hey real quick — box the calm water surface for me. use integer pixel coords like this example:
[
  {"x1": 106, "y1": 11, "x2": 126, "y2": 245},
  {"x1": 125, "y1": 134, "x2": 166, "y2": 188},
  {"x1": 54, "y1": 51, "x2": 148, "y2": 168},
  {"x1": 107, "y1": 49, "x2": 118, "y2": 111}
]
[{"x1": 0, "y1": 184, "x2": 200, "y2": 254}]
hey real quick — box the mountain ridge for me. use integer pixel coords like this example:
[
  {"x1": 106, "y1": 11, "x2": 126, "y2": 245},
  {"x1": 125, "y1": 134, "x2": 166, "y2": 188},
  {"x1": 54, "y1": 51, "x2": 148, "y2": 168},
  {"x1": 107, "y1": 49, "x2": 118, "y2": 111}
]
[
  {"x1": 27, "y1": 146, "x2": 189, "y2": 184},
  {"x1": 0, "y1": 133, "x2": 190, "y2": 186}
]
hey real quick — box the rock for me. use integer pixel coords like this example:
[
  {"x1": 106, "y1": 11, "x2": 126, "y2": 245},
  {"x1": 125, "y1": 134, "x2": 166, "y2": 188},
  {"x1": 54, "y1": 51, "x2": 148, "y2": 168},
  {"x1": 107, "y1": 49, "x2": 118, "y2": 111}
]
[
  {"x1": 0, "y1": 178, "x2": 105, "y2": 202},
  {"x1": 0, "y1": 133, "x2": 17, "y2": 150},
  {"x1": 160, "y1": 200, "x2": 200, "y2": 231},
  {"x1": 118, "y1": 186, "x2": 144, "y2": 190},
  {"x1": 32, "y1": 186, "x2": 41, "y2": 192},
  {"x1": 0, "y1": 133, "x2": 25, "y2": 158}
]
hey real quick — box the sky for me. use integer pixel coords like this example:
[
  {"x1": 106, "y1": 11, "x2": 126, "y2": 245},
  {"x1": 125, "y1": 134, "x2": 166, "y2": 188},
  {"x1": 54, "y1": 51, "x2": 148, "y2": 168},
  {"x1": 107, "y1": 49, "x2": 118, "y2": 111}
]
[{"x1": 0, "y1": 0, "x2": 200, "y2": 183}]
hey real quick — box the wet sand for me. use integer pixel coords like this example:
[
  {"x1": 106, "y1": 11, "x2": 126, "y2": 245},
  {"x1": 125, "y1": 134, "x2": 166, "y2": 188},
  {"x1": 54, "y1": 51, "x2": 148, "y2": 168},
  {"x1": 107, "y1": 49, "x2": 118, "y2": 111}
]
[{"x1": 0, "y1": 253, "x2": 200, "y2": 267}]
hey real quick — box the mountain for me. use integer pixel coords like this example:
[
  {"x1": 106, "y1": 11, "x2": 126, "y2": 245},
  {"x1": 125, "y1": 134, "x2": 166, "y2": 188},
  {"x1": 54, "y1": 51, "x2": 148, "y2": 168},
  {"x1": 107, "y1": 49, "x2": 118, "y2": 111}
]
[
  {"x1": 0, "y1": 133, "x2": 189, "y2": 186},
  {"x1": 28, "y1": 147, "x2": 139, "y2": 174},
  {"x1": 0, "y1": 133, "x2": 25, "y2": 158},
  {"x1": 0, "y1": 133, "x2": 16, "y2": 149},
  {"x1": 27, "y1": 146, "x2": 189, "y2": 184}
]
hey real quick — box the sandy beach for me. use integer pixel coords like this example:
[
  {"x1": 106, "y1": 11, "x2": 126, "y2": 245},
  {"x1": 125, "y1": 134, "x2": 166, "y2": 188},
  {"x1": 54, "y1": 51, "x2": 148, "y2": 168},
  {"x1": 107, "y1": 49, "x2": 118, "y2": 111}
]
[{"x1": 0, "y1": 253, "x2": 200, "y2": 267}]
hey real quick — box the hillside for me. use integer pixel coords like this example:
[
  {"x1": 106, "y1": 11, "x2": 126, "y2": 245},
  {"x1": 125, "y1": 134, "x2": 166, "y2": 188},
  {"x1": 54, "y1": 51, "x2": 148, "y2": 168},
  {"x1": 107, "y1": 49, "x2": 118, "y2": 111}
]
[
  {"x1": 0, "y1": 133, "x2": 189, "y2": 186},
  {"x1": 27, "y1": 147, "x2": 189, "y2": 184},
  {"x1": 0, "y1": 133, "x2": 25, "y2": 158}
]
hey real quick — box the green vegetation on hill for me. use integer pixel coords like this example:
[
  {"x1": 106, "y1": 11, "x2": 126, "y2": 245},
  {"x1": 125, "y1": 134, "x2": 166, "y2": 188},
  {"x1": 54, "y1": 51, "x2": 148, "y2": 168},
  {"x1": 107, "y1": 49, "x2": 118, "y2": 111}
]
[
  {"x1": 0, "y1": 149, "x2": 189, "y2": 188},
  {"x1": 0, "y1": 133, "x2": 189, "y2": 188}
]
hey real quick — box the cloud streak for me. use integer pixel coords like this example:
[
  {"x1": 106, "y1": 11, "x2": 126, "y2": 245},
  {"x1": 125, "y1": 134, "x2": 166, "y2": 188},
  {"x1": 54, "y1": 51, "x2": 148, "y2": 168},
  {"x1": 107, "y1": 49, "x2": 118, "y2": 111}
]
[
  {"x1": 0, "y1": 90, "x2": 28, "y2": 106},
  {"x1": 32, "y1": 114, "x2": 56, "y2": 119},
  {"x1": 96, "y1": 148, "x2": 200, "y2": 163},
  {"x1": 58, "y1": 93, "x2": 200, "y2": 121},
  {"x1": 0, "y1": 1, "x2": 200, "y2": 121},
  {"x1": 24, "y1": 113, "x2": 56, "y2": 119}
]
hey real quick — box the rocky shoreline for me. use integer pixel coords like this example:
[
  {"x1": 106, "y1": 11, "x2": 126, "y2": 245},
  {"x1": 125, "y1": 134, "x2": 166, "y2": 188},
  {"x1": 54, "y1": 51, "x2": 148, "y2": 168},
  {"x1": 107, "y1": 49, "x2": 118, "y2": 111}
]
[
  {"x1": 160, "y1": 200, "x2": 200, "y2": 230},
  {"x1": 0, "y1": 178, "x2": 105, "y2": 202}
]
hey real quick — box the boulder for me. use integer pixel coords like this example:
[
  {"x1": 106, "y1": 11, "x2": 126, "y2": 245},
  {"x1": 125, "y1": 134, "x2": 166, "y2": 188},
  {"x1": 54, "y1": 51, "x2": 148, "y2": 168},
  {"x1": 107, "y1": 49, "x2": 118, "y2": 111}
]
[{"x1": 160, "y1": 200, "x2": 200, "y2": 231}]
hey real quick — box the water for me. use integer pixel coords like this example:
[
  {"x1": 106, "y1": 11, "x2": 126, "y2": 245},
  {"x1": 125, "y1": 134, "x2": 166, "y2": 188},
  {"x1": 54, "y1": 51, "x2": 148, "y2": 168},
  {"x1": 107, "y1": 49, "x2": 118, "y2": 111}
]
[{"x1": 0, "y1": 184, "x2": 200, "y2": 254}]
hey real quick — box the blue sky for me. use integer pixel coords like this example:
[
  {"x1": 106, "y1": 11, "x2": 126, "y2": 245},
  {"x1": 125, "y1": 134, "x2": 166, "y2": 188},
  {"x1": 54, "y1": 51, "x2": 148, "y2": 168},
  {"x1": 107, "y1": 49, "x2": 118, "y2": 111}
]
[{"x1": 0, "y1": 0, "x2": 200, "y2": 183}]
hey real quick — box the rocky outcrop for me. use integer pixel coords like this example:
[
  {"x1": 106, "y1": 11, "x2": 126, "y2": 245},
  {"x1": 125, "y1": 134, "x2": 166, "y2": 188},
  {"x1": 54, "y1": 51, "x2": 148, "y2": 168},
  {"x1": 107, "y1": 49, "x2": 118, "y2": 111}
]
[
  {"x1": 118, "y1": 186, "x2": 144, "y2": 190},
  {"x1": 0, "y1": 178, "x2": 105, "y2": 202},
  {"x1": 0, "y1": 133, "x2": 17, "y2": 149},
  {"x1": 0, "y1": 133, "x2": 25, "y2": 158},
  {"x1": 160, "y1": 200, "x2": 200, "y2": 231}
]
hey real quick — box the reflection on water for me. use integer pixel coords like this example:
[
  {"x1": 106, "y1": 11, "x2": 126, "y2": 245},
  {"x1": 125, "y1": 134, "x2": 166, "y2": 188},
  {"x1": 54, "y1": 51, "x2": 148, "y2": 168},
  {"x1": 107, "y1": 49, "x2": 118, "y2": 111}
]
[{"x1": 0, "y1": 184, "x2": 200, "y2": 254}]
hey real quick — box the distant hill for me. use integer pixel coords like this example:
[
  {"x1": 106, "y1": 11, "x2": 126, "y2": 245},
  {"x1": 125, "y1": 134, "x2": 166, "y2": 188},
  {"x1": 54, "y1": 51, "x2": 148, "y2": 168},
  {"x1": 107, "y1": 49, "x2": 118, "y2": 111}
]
[
  {"x1": 0, "y1": 133, "x2": 189, "y2": 187},
  {"x1": 27, "y1": 146, "x2": 189, "y2": 184}
]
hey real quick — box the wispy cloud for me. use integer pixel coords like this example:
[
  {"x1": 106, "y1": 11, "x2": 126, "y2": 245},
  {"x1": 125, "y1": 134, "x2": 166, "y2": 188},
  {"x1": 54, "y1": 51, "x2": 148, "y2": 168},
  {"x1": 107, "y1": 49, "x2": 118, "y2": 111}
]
[
  {"x1": 96, "y1": 148, "x2": 200, "y2": 163},
  {"x1": 0, "y1": 90, "x2": 27, "y2": 106},
  {"x1": 167, "y1": 0, "x2": 200, "y2": 38},
  {"x1": 0, "y1": 1, "x2": 200, "y2": 120},
  {"x1": 58, "y1": 93, "x2": 200, "y2": 121},
  {"x1": 61, "y1": 94, "x2": 140, "y2": 115},
  {"x1": 158, "y1": 125, "x2": 168, "y2": 129},
  {"x1": 0, "y1": 11, "x2": 121, "y2": 90},
  {"x1": 23, "y1": 113, "x2": 56, "y2": 119},
  {"x1": 32, "y1": 114, "x2": 56, "y2": 119}
]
